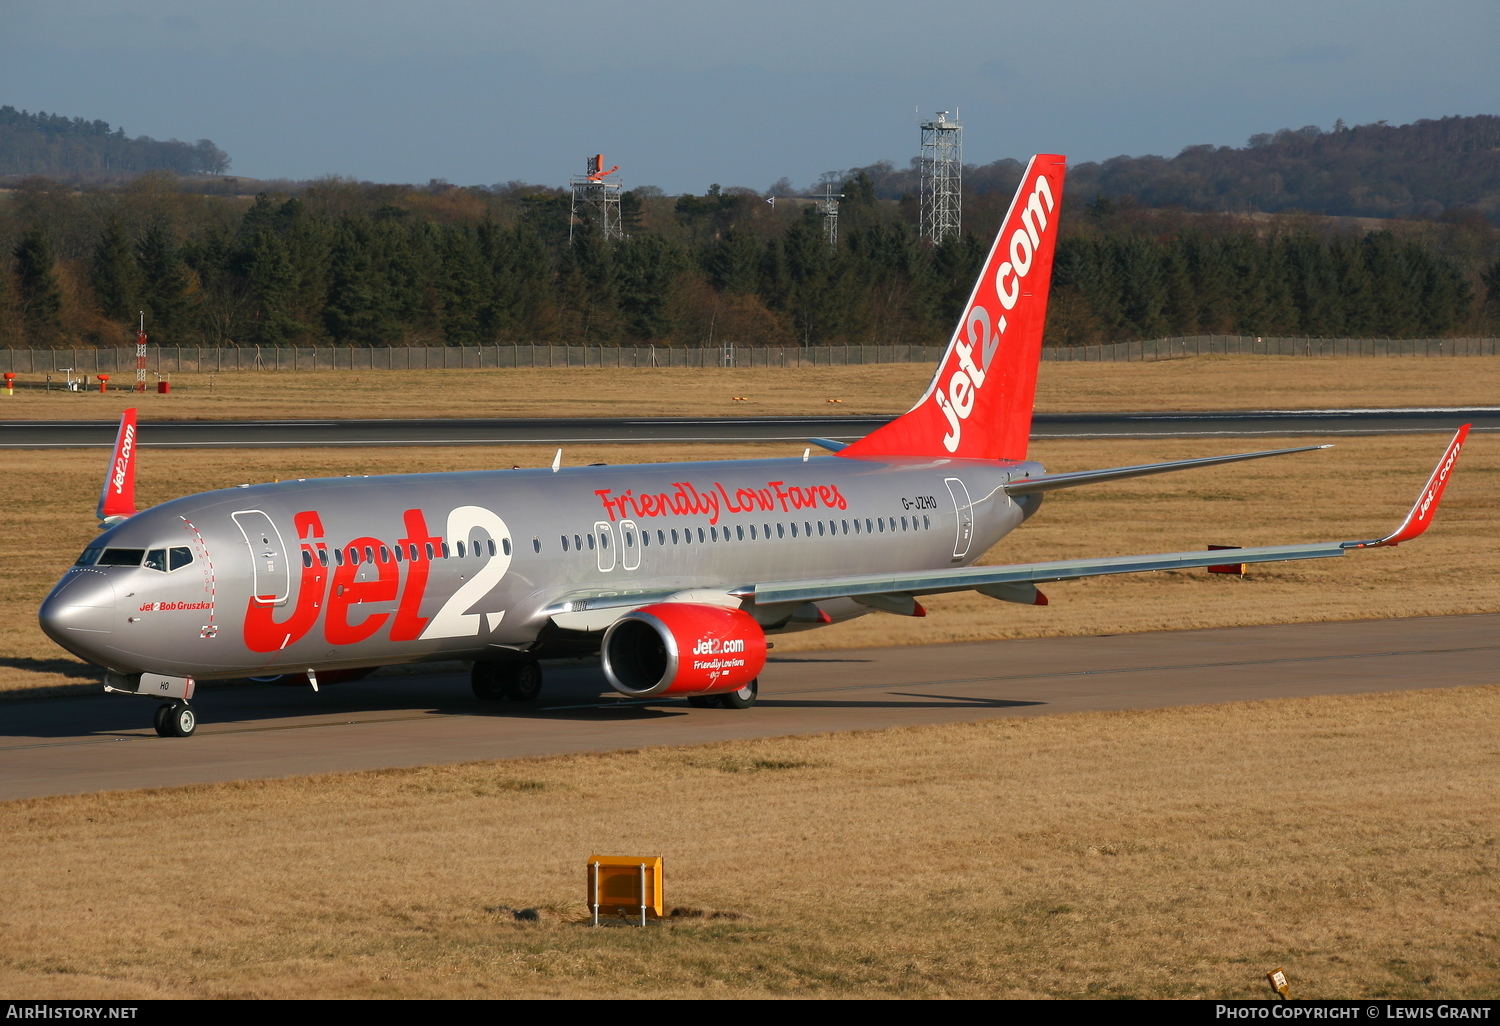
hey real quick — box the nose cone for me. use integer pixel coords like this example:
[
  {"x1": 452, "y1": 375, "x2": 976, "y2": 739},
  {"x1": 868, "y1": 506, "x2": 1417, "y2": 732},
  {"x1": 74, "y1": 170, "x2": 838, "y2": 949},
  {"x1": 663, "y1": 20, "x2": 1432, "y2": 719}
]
[{"x1": 39, "y1": 571, "x2": 117, "y2": 654}]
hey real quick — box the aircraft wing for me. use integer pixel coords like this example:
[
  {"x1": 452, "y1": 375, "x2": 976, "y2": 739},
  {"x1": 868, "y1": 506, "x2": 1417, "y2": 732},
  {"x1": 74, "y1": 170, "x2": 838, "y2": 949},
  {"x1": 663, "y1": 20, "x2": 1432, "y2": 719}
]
[{"x1": 737, "y1": 425, "x2": 1469, "y2": 609}]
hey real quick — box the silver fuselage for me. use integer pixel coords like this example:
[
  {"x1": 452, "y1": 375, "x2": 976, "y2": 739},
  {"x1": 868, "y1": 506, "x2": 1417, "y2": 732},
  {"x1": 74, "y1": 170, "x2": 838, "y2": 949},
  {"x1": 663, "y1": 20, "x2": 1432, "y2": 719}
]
[{"x1": 39, "y1": 454, "x2": 1044, "y2": 679}]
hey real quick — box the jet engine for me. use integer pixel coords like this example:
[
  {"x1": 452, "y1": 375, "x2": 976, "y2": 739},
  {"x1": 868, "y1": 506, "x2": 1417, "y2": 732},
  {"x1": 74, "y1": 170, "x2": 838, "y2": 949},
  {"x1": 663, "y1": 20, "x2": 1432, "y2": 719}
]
[{"x1": 601, "y1": 603, "x2": 767, "y2": 698}]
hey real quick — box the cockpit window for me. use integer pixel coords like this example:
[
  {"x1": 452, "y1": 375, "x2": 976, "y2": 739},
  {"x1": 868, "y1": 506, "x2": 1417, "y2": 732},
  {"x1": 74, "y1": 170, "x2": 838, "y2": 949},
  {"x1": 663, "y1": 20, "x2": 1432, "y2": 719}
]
[
  {"x1": 169, "y1": 547, "x2": 193, "y2": 570},
  {"x1": 74, "y1": 547, "x2": 102, "y2": 566},
  {"x1": 144, "y1": 548, "x2": 168, "y2": 571},
  {"x1": 98, "y1": 548, "x2": 145, "y2": 566}
]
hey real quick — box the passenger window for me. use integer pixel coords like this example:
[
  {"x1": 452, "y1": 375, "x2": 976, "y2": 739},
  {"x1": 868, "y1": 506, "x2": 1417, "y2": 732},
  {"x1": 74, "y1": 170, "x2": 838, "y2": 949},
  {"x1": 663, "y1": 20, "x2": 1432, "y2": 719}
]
[
  {"x1": 501, "y1": 539, "x2": 510, "y2": 556},
  {"x1": 777, "y1": 523, "x2": 785, "y2": 539},
  {"x1": 697, "y1": 528, "x2": 705, "y2": 543},
  {"x1": 750, "y1": 525, "x2": 758, "y2": 540},
  {"x1": 364, "y1": 546, "x2": 375, "y2": 563},
  {"x1": 98, "y1": 548, "x2": 145, "y2": 567},
  {"x1": 625, "y1": 530, "x2": 635, "y2": 547},
  {"x1": 425, "y1": 543, "x2": 435, "y2": 560},
  {"x1": 600, "y1": 532, "x2": 609, "y2": 550},
  {"x1": 574, "y1": 534, "x2": 582, "y2": 551},
  {"x1": 316, "y1": 548, "x2": 328, "y2": 567},
  {"x1": 380, "y1": 546, "x2": 391, "y2": 562},
  {"x1": 671, "y1": 529, "x2": 679, "y2": 544},
  {"x1": 901, "y1": 517, "x2": 908, "y2": 531},
  {"x1": 405, "y1": 544, "x2": 417, "y2": 561},
  {"x1": 349, "y1": 547, "x2": 360, "y2": 565},
  {"x1": 737, "y1": 525, "x2": 744, "y2": 541},
  {"x1": 657, "y1": 530, "x2": 666, "y2": 545},
  {"x1": 923, "y1": 515, "x2": 931, "y2": 530},
  {"x1": 532, "y1": 537, "x2": 541, "y2": 553},
  {"x1": 641, "y1": 531, "x2": 650, "y2": 547},
  {"x1": 456, "y1": 541, "x2": 466, "y2": 558},
  {"x1": 817, "y1": 521, "x2": 825, "y2": 537},
  {"x1": 854, "y1": 519, "x2": 862, "y2": 534},
  {"x1": 334, "y1": 547, "x2": 345, "y2": 566},
  {"x1": 877, "y1": 519, "x2": 885, "y2": 533},
  {"x1": 866, "y1": 518, "x2": 874, "y2": 533},
  {"x1": 587, "y1": 534, "x2": 595, "y2": 551},
  {"x1": 144, "y1": 548, "x2": 167, "y2": 571},
  {"x1": 489, "y1": 539, "x2": 498, "y2": 556},
  {"x1": 441, "y1": 542, "x2": 450, "y2": 558},
  {"x1": 301, "y1": 550, "x2": 313, "y2": 568},
  {"x1": 394, "y1": 545, "x2": 403, "y2": 562},
  {"x1": 75, "y1": 547, "x2": 102, "y2": 566},
  {"x1": 710, "y1": 527, "x2": 717, "y2": 542}
]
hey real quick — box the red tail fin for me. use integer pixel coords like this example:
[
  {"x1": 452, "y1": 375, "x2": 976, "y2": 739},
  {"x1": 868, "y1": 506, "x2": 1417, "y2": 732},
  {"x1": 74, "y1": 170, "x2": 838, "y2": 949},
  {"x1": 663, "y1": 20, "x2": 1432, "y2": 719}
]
[
  {"x1": 97, "y1": 408, "x2": 139, "y2": 522},
  {"x1": 840, "y1": 154, "x2": 1066, "y2": 462}
]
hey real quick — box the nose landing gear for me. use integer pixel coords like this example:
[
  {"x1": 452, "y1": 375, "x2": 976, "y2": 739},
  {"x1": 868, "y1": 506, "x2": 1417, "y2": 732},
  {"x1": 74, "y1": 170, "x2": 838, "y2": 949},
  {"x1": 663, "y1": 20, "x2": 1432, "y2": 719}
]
[{"x1": 153, "y1": 700, "x2": 196, "y2": 738}]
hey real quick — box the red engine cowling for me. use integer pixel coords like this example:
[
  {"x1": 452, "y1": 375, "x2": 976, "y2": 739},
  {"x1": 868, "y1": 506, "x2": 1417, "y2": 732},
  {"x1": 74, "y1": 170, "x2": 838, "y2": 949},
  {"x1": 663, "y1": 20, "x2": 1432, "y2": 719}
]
[{"x1": 601, "y1": 603, "x2": 767, "y2": 698}]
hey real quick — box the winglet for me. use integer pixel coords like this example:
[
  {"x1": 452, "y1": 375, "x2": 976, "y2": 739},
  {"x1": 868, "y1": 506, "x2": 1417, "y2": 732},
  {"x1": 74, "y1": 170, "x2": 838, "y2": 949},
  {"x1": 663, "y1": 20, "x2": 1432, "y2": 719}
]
[
  {"x1": 96, "y1": 408, "x2": 139, "y2": 524},
  {"x1": 1343, "y1": 424, "x2": 1469, "y2": 549}
]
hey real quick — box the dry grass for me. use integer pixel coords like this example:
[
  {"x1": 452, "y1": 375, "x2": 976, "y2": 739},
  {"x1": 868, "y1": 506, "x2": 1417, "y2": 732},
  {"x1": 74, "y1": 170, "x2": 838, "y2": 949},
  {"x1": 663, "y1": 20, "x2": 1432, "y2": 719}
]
[
  {"x1": 0, "y1": 354, "x2": 1495, "y2": 421},
  {"x1": 1, "y1": 685, "x2": 1496, "y2": 999},
  {"x1": 4, "y1": 433, "x2": 1495, "y2": 697}
]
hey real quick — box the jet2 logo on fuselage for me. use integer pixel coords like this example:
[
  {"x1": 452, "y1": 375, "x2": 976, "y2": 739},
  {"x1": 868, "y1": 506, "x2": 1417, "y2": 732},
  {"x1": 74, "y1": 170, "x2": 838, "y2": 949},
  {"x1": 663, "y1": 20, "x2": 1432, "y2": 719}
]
[{"x1": 241, "y1": 507, "x2": 512, "y2": 653}]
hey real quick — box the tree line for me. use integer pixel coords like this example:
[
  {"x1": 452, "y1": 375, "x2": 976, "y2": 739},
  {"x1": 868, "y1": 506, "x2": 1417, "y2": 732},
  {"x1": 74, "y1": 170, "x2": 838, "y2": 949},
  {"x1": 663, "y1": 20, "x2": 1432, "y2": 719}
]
[
  {"x1": 2, "y1": 171, "x2": 1496, "y2": 350},
  {"x1": 843, "y1": 116, "x2": 1500, "y2": 223},
  {"x1": 0, "y1": 106, "x2": 230, "y2": 178}
]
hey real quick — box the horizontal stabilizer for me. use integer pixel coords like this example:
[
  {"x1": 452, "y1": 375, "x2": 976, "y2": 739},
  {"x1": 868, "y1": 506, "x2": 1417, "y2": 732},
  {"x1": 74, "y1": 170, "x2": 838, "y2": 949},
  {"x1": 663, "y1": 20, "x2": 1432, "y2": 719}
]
[{"x1": 1004, "y1": 444, "x2": 1330, "y2": 496}]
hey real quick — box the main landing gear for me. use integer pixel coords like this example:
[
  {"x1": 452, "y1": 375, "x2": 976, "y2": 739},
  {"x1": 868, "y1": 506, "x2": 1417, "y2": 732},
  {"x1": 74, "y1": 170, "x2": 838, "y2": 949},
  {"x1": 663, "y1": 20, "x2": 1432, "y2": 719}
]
[
  {"x1": 471, "y1": 658, "x2": 544, "y2": 703},
  {"x1": 153, "y1": 700, "x2": 196, "y2": 738},
  {"x1": 688, "y1": 678, "x2": 759, "y2": 710}
]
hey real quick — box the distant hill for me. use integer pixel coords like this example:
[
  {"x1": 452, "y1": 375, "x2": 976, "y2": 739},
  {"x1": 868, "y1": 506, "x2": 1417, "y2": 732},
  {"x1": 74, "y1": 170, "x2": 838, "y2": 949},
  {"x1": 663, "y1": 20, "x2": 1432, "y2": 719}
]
[
  {"x1": 838, "y1": 116, "x2": 1500, "y2": 222},
  {"x1": 0, "y1": 106, "x2": 230, "y2": 177}
]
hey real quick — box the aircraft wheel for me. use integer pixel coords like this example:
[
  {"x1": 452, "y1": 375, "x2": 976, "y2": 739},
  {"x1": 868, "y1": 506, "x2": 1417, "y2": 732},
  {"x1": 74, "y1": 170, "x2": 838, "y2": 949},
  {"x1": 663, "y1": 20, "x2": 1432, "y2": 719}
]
[
  {"x1": 153, "y1": 702, "x2": 172, "y2": 736},
  {"x1": 500, "y1": 659, "x2": 543, "y2": 703},
  {"x1": 687, "y1": 695, "x2": 721, "y2": 708},
  {"x1": 165, "y1": 701, "x2": 196, "y2": 738},
  {"x1": 471, "y1": 661, "x2": 507, "y2": 701},
  {"x1": 719, "y1": 678, "x2": 758, "y2": 710}
]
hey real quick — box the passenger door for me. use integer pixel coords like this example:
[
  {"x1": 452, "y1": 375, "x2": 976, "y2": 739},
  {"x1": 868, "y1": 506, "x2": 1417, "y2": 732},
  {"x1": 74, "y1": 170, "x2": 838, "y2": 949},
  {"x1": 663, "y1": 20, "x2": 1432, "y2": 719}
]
[{"x1": 232, "y1": 510, "x2": 290, "y2": 604}]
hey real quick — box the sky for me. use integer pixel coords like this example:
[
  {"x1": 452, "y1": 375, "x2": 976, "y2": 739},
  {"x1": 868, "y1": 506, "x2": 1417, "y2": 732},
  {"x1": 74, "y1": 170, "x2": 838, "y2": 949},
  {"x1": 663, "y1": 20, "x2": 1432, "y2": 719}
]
[{"x1": 3, "y1": 0, "x2": 1498, "y2": 194}]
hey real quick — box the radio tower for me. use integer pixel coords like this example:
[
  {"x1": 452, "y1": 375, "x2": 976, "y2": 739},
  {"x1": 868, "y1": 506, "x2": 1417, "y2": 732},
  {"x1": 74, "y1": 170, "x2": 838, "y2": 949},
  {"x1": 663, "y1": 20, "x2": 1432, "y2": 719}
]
[
  {"x1": 919, "y1": 111, "x2": 962, "y2": 245},
  {"x1": 570, "y1": 154, "x2": 624, "y2": 243}
]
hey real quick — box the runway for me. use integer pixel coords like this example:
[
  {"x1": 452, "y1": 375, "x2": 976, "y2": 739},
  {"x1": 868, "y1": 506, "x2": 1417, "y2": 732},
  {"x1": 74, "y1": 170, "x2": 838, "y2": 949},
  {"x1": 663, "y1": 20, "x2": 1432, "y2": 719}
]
[
  {"x1": 1, "y1": 613, "x2": 1493, "y2": 802},
  {"x1": 0, "y1": 407, "x2": 1492, "y2": 448}
]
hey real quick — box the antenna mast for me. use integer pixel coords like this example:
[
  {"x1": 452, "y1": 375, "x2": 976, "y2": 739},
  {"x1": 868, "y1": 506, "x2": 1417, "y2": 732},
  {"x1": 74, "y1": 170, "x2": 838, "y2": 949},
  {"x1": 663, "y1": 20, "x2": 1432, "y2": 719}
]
[
  {"x1": 919, "y1": 110, "x2": 962, "y2": 245},
  {"x1": 570, "y1": 154, "x2": 624, "y2": 243}
]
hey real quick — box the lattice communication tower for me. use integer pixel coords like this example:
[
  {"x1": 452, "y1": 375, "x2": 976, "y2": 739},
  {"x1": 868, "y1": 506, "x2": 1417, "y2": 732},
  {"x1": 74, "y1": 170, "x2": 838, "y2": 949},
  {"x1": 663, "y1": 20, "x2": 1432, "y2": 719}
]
[
  {"x1": 570, "y1": 154, "x2": 624, "y2": 243},
  {"x1": 919, "y1": 111, "x2": 962, "y2": 245},
  {"x1": 820, "y1": 182, "x2": 843, "y2": 248}
]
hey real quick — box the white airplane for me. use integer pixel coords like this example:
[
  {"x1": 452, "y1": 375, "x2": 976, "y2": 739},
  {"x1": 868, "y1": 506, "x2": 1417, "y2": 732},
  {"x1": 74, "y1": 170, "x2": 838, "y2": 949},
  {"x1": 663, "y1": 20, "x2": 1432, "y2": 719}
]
[{"x1": 40, "y1": 153, "x2": 1469, "y2": 737}]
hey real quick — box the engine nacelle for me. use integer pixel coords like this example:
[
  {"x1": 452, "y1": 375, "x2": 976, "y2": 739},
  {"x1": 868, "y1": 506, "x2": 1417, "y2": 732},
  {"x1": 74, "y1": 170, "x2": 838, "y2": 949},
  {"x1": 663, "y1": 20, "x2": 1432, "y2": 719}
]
[{"x1": 601, "y1": 603, "x2": 767, "y2": 698}]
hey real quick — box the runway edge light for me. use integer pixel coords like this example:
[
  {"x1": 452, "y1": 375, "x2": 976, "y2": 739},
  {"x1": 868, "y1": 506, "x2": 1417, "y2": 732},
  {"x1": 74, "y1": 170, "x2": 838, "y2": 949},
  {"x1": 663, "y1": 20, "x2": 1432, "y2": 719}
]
[
  {"x1": 1266, "y1": 966, "x2": 1290, "y2": 999},
  {"x1": 588, "y1": 855, "x2": 663, "y2": 927}
]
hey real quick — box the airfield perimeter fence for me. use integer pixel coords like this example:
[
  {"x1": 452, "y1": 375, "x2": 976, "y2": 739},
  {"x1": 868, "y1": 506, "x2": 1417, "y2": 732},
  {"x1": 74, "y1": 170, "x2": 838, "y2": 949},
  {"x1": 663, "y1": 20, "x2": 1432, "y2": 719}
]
[{"x1": 0, "y1": 336, "x2": 1496, "y2": 374}]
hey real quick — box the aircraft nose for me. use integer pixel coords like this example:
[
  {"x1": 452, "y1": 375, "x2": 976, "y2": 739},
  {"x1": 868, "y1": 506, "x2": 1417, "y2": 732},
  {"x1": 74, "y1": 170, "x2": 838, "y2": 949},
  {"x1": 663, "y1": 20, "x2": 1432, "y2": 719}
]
[{"x1": 38, "y1": 571, "x2": 117, "y2": 647}]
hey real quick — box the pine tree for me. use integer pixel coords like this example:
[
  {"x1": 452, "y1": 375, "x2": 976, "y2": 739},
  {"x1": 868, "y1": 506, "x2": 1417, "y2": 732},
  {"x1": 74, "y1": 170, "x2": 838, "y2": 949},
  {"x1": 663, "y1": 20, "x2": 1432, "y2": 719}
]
[
  {"x1": 91, "y1": 217, "x2": 139, "y2": 324},
  {"x1": 135, "y1": 222, "x2": 191, "y2": 343},
  {"x1": 13, "y1": 226, "x2": 64, "y2": 343}
]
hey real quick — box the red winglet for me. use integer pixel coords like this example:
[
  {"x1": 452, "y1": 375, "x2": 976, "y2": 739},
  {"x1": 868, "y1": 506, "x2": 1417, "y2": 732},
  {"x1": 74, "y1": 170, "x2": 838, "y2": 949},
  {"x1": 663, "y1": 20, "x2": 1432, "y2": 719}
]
[
  {"x1": 1346, "y1": 424, "x2": 1468, "y2": 549},
  {"x1": 96, "y1": 408, "x2": 139, "y2": 522}
]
